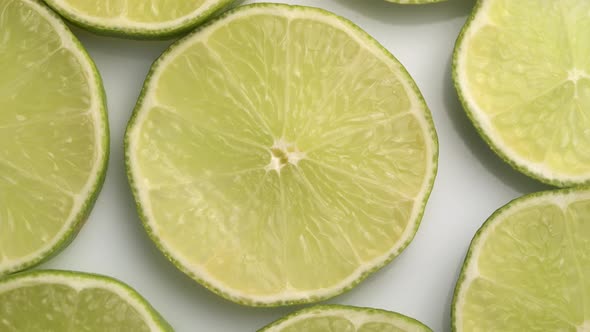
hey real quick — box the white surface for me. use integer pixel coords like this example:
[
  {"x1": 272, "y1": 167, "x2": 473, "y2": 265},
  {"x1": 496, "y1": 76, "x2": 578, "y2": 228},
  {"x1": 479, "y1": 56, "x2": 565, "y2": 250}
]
[{"x1": 41, "y1": 0, "x2": 549, "y2": 331}]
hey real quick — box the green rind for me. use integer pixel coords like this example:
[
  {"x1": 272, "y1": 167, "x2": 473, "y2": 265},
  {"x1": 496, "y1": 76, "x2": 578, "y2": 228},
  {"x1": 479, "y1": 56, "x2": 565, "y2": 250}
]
[
  {"x1": 450, "y1": 186, "x2": 590, "y2": 331},
  {"x1": 0, "y1": 269, "x2": 173, "y2": 331},
  {"x1": 1, "y1": 0, "x2": 110, "y2": 276},
  {"x1": 41, "y1": 0, "x2": 237, "y2": 40},
  {"x1": 452, "y1": 0, "x2": 583, "y2": 187},
  {"x1": 258, "y1": 304, "x2": 433, "y2": 332},
  {"x1": 124, "y1": 3, "x2": 438, "y2": 307}
]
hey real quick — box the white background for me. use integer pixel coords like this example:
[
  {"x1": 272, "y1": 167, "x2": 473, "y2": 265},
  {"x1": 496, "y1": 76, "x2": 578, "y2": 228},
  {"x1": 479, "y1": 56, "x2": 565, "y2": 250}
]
[{"x1": 42, "y1": 0, "x2": 550, "y2": 331}]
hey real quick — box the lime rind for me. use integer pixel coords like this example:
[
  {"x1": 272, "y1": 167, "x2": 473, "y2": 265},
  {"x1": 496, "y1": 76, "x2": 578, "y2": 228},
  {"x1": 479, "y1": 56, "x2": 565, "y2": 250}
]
[
  {"x1": 0, "y1": 0, "x2": 109, "y2": 276},
  {"x1": 453, "y1": 0, "x2": 590, "y2": 187},
  {"x1": 125, "y1": 3, "x2": 438, "y2": 306},
  {"x1": 42, "y1": 0, "x2": 237, "y2": 39},
  {"x1": 452, "y1": 187, "x2": 590, "y2": 331},
  {"x1": 0, "y1": 270, "x2": 173, "y2": 331},
  {"x1": 258, "y1": 304, "x2": 433, "y2": 332}
]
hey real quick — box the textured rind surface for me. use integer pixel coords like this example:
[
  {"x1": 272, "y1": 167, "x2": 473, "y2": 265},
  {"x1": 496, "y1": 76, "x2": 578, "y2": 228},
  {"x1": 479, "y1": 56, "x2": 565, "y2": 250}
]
[
  {"x1": 0, "y1": 270, "x2": 173, "y2": 331},
  {"x1": 125, "y1": 3, "x2": 438, "y2": 307},
  {"x1": 258, "y1": 304, "x2": 433, "y2": 331},
  {"x1": 41, "y1": 0, "x2": 236, "y2": 39},
  {"x1": 0, "y1": 0, "x2": 109, "y2": 276},
  {"x1": 452, "y1": 187, "x2": 590, "y2": 331},
  {"x1": 453, "y1": 0, "x2": 590, "y2": 187}
]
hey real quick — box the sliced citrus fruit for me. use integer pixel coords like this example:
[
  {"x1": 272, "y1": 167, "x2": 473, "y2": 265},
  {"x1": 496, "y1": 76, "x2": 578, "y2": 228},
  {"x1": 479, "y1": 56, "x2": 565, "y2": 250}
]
[
  {"x1": 126, "y1": 3, "x2": 438, "y2": 306},
  {"x1": 453, "y1": 188, "x2": 590, "y2": 331},
  {"x1": 0, "y1": 270, "x2": 172, "y2": 331},
  {"x1": 42, "y1": 0, "x2": 235, "y2": 39},
  {"x1": 454, "y1": 0, "x2": 590, "y2": 186},
  {"x1": 0, "y1": 0, "x2": 108, "y2": 275},
  {"x1": 259, "y1": 305, "x2": 433, "y2": 332}
]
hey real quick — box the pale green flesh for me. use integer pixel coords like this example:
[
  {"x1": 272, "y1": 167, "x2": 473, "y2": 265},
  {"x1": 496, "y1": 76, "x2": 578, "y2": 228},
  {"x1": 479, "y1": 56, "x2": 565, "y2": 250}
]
[
  {"x1": 260, "y1": 306, "x2": 432, "y2": 332},
  {"x1": 461, "y1": 0, "x2": 590, "y2": 180},
  {"x1": 279, "y1": 317, "x2": 407, "y2": 332},
  {"x1": 0, "y1": 271, "x2": 170, "y2": 332},
  {"x1": 0, "y1": 284, "x2": 149, "y2": 331},
  {"x1": 58, "y1": 0, "x2": 207, "y2": 23},
  {"x1": 131, "y1": 7, "x2": 435, "y2": 302},
  {"x1": 0, "y1": 0, "x2": 99, "y2": 271},
  {"x1": 457, "y1": 192, "x2": 590, "y2": 331}
]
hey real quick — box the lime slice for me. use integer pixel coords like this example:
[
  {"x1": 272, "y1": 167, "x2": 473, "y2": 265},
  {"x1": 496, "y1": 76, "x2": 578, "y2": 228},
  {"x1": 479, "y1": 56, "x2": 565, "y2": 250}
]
[
  {"x1": 0, "y1": 270, "x2": 172, "y2": 331},
  {"x1": 42, "y1": 0, "x2": 235, "y2": 39},
  {"x1": 126, "y1": 3, "x2": 438, "y2": 306},
  {"x1": 259, "y1": 305, "x2": 433, "y2": 332},
  {"x1": 453, "y1": 188, "x2": 590, "y2": 331},
  {"x1": 454, "y1": 0, "x2": 590, "y2": 186},
  {"x1": 0, "y1": 0, "x2": 108, "y2": 275}
]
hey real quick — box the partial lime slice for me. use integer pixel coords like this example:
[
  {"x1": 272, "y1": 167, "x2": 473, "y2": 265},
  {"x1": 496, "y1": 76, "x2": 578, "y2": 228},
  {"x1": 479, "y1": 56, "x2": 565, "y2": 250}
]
[
  {"x1": 453, "y1": 188, "x2": 590, "y2": 331},
  {"x1": 42, "y1": 0, "x2": 235, "y2": 39},
  {"x1": 259, "y1": 305, "x2": 433, "y2": 332},
  {"x1": 0, "y1": 270, "x2": 172, "y2": 331},
  {"x1": 126, "y1": 4, "x2": 438, "y2": 306},
  {"x1": 0, "y1": 0, "x2": 108, "y2": 275},
  {"x1": 454, "y1": 0, "x2": 590, "y2": 186}
]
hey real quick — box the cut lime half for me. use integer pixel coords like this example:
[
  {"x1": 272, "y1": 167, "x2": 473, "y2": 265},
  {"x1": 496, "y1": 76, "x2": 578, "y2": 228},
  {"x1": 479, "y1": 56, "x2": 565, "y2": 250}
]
[
  {"x1": 42, "y1": 0, "x2": 236, "y2": 39},
  {"x1": 126, "y1": 3, "x2": 438, "y2": 306},
  {"x1": 453, "y1": 188, "x2": 590, "y2": 331},
  {"x1": 0, "y1": 270, "x2": 172, "y2": 331},
  {"x1": 259, "y1": 305, "x2": 433, "y2": 332},
  {"x1": 454, "y1": 0, "x2": 590, "y2": 186},
  {"x1": 0, "y1": 0, "x2": 109, "y2": 275}
]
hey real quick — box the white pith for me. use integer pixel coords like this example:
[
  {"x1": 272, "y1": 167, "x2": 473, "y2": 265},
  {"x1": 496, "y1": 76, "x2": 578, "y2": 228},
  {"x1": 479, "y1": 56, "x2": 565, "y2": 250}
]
[
  {"x1": 127, "y1": 5, "x2": 437, "y2": 304},
  {"x1": 454, "y1": 189, "x2": 590, "y2": 331},
  {"x1": 46, "y1": 0, "x2": 222, "y2": 31},
  {"x1": 0, "y1": 0, "x2": 107, "y2": 273},
  {"x1": 455, "y1": 0, "x2": 590, "y2": 184},
  {"x1": 264, "y1": 306, "x2": 429, "y2": 331},
  {"x1": 0, "y1": 272, "x2": 163, "y2": 331}
]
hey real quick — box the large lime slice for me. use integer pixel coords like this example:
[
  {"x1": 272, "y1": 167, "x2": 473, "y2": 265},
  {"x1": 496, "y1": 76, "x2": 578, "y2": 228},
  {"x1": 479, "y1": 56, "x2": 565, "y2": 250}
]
[
  {"x1": 0, "y1": 0, "x2": 108, "y2": 275},
  {"x1": 0, "y1": 270, "x2": 172, "y2": 331},
  {"x1": 454, "y1": 0, "x2": 590, "y2": 186},
  {"x1": 42, "y1": 0, "x2": 235, "y2": 39},
  {"x1": 453, "y1": 188, "x2": 590, "y2": 331},
  {"x1": 259, "y1": 305, "x2": 433, "y2": 332},
  {"x1": 126, "y1": 3, "x2": 438, "y2": 306}
]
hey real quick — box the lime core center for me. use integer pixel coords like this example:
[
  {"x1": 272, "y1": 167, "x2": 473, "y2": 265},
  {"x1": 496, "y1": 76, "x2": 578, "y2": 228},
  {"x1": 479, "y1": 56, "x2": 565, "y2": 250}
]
[
  {"x1": 568, "y1": 69, "x2": 589, "y2": 98},
  {"x1": 568, "y1": 68, "x2": 590, "y2": 83},
  {"x1": 265, "y1": 139, "x2": 305, "y2": 174}
]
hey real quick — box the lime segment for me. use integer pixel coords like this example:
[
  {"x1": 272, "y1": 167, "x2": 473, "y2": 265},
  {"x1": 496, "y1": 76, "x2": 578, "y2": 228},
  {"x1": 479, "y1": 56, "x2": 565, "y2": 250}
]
[
  {"x1": 0, "y1": 0, "x2": 108, "y2": 275},
  {"x1": 126, "y1": 4, "x2": 437, "y2": 306},
  {"x1": 42, "y1": 0, "x2": 235, "y2": 38},
  {"x1": 454, "y1": 0, "x2": 590, "y2": 185},
  {"x1": 258, "y1": 305, "x2": 432, "y2": 332},
  {"x1": 453, "y1": 189, "x2": 590, "y2": 331},
  {"x1": 0, "y1": 270, "x2": 172, "y2": 331}
]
